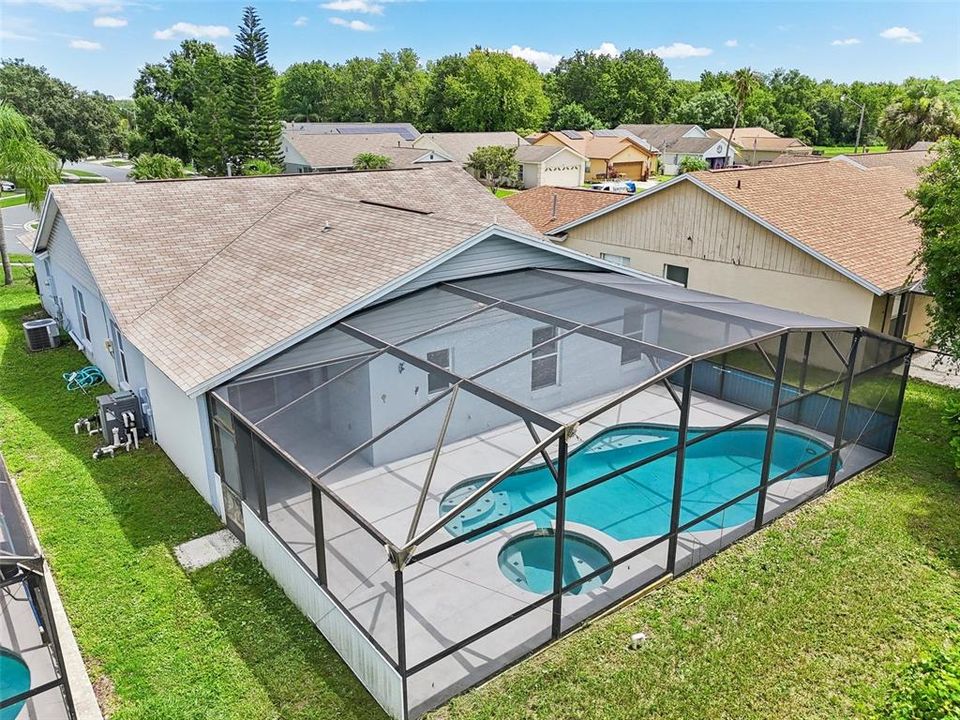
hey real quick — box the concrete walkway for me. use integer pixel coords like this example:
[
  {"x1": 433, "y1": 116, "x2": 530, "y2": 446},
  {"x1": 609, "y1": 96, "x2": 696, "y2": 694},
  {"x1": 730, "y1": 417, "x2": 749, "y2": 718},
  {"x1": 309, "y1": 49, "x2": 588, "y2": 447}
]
[{"x1": 910, "y1": 350, "x2": 960, "y2": 389}]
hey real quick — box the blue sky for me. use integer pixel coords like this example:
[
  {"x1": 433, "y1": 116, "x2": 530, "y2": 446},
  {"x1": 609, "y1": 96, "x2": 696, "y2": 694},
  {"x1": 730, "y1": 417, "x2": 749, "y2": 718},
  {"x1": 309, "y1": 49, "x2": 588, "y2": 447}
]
[{"x1": 2, "y1": 0, "x2": 958, "y2": 98}]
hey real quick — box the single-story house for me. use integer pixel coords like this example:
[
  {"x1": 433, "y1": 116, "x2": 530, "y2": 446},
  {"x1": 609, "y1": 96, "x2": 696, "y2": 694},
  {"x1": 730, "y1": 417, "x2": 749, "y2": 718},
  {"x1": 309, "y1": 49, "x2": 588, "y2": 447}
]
[
  {"x1": 708, "y1": 127, "x2": 810, "y2": 166},
  {"x1": 531, "y1": 130, "x2": 659, "y2": 181},
  {"x1": 543, "y1": 152, "x2": 933, "y2": 345},
  {"x1": 412, "y1": 132, "x2": 528, "y2": 165},
  {"x1": 503, "y1": 185, "x2": 629, "y2": 234},
  {"x1": 284, "y1": 121, "x2": 420, "y2": 141},
  {"x1": 617, "y1": 124, "x2": 734, "y2": 174},
  {"x1": 29, "y1": 162, "x2": 913, "y2": 719},
  {"x1": 514, "y1": 144, "x2": 587, "y2": 188},
  {"x1": 282, "y1": 131, "x2": 451, "y2": 173}
]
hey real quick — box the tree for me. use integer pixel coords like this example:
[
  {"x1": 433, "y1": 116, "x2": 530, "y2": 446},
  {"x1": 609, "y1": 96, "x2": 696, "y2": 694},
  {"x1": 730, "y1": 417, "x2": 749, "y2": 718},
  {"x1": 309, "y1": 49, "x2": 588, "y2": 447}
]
[
  {"x1": 552, "y1": 102, "x2": 602, "y2": 131},
  {"x1": 353, "y1": 153, "x2": 392, "y2": 170},
  {"x1": 0, "y1": 59, "x2": 124, "y2": 165},
  {"x1": 129, "y1": 153, "x2": 186, "y2": 180},
  {"x1": 192, "y1": 51, "x2": 234, "y2": 175},
  {"x1": 725, "y1": 67, "x2": 762, "y2": 166},
  {"x1": 908, "y1": 136, "x2": 960, "y2": 359},
  {"x1": 278, "y1": 61, "x2": 336, "y2": 121},
  {"x1": 229, "y1": 6, "x2": 283, "y2": 169},
  {"x1": 420, "y1": 54, "x2": 467, "y2": 131},
  {"x1": 678, "y1": 156, "x2": 709, "y2": 174},
  {"x1": 0, "y1": 103, "x2": 59, "y2": 285},
  {"x1": 880, "y1": 78, "x2": 960, "y2": 150},
  {"x1": 446, "y1": 50, "x2": 549, "y2": 132},
  {"x1": 370, "y1": 49, "x2": 427, "y2": 123},
  {"x1": 674, "y1": 90, "x2": 735, "y2": 128},
  {"x1": 242, "y1": 158, "x2": 281, "y2": 175},
  {"x1": 465, "y1": 145, "x2": 519, "y2": 190},
  {"x1": 329, "y1": 57, "x2": 377, "y2": 121}
]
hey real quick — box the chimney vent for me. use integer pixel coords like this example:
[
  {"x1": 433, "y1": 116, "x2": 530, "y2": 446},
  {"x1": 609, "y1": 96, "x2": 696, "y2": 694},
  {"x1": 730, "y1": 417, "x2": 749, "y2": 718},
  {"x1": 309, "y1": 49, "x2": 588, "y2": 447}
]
[
  {"x1": 551, "y1": 193, "x2": 558, "y2": 220},
  {"x1": 736, "y1": 179, "x2": 742, "y2": 189}
]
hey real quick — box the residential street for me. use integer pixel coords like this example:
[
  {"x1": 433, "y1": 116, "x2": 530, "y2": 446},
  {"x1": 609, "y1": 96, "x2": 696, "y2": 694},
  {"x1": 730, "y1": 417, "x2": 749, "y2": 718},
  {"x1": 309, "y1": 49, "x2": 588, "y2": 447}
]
[
  {"x1": 64, "y1": 160, "x2": 131, "y2": 183},
  {"x1": 2, "y1": 203, "x2": 38, "y2": 251}
]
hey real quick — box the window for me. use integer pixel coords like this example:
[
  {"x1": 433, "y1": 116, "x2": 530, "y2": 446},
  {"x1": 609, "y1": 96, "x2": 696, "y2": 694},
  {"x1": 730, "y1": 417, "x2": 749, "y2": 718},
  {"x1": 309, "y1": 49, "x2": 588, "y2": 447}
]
[
  {"x1": 426, "y1": 348, "x2": 452, "y2": 394},
  {"x1": 620, "y1": 305, "x2": 647, "y2": 365},
  {"x1": 664, "y1": 264, "x2": 689, "y2": 287},
  {"x1": 72, "y1": 287, "x2": 90, "y2": 341},
  {"x1": 111, "y1": 321, "x2": 129, "y2": 383},
  {"x1": 601, "y1": 252, "x2": 631, "y2": 267},
  {"x1": 530, "y1": 326, "x2": 559, "y2": 391}
]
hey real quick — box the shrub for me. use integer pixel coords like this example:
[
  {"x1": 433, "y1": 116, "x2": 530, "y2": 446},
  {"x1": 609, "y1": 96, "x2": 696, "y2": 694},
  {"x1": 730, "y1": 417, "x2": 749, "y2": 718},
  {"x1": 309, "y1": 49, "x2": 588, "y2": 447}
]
[
  {"x1": 678, "y1": 155, "x2": 709, "y2": 174},
  {"x1": 877, "y1": 640, "x2": 960, "y2": 719},
  {"x1": 129, "y1": 153, "x2": 186, "y2": 180},
  {"x1": 353, "y1": 152, "x2": 392, "y2": 170}
]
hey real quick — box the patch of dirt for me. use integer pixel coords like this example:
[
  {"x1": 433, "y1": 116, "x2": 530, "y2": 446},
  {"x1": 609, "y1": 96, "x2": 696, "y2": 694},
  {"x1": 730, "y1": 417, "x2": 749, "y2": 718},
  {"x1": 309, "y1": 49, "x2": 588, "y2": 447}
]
[{"x1": 84, "y1": 656, "x2": 119, "y2": 719}]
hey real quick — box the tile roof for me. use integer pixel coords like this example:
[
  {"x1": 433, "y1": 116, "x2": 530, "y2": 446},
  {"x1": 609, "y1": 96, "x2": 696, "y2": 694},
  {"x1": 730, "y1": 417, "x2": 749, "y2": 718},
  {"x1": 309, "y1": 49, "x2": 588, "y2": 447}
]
[
  {"x1": 692, "y1": 157, "x2": 924, "y2": 292},
  {"x1": 283, "y1": 132, "x2": 445, "y2": 169},
  {"x1": 414, "y1": 132, "x2": 528, "y2": 163},
  {"x1": 45, "y1": 165, "x2": 537, "y2": 392},
  {"x1": 504, "y1": 185, "x2": 629, "y2": 233}
]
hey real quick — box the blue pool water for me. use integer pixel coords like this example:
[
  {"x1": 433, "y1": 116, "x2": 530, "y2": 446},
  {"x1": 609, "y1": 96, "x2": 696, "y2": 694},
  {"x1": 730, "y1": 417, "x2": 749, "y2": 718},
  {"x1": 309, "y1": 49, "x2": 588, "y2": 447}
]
[
  {"x1": 440, "y1": 423, "x2": 836, "y2": 542},
  {"x1": 0, "y1": 648, "x2": 30, "y2": 720},
  {"x1": 499, "y1": 531, "x2": 613, "y2": 595}
]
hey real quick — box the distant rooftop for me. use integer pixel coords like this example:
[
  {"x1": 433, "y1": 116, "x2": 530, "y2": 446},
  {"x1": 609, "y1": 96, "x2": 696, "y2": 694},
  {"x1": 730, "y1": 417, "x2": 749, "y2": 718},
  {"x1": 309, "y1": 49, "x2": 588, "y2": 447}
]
[
  {"x1": 285, "y1": 122, "x2": 421, "y2": 141},
  {"x1": 504, "y1": 185, "x2": 629, "y2": 233}
]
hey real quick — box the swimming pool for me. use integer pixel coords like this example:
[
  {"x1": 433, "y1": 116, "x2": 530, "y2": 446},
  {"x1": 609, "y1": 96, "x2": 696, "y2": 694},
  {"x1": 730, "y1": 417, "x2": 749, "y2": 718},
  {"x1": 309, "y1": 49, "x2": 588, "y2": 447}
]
[
  {"x1": 439, "y1": 423, "x2": 836, "y2": 542},
  {"x1": 0, "y1": 648, "x2": 30, "y2": 720}
]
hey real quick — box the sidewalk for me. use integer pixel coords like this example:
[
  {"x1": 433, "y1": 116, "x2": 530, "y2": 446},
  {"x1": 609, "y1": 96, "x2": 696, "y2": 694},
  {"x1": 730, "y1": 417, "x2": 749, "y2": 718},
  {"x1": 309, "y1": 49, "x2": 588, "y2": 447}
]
[{"x1": 910, "y1": 350, "x2": 960, "y2": 389}]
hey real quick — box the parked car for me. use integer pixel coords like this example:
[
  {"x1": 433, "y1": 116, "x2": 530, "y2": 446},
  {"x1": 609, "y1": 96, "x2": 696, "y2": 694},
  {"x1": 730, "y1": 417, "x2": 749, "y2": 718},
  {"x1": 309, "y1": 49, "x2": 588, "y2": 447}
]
[
  {"x1": 0, "y1": 180, "x2": 16, "y2": 192},
  {"x1": 591, "y1": 180, "x2": 636, "y2": 193}
]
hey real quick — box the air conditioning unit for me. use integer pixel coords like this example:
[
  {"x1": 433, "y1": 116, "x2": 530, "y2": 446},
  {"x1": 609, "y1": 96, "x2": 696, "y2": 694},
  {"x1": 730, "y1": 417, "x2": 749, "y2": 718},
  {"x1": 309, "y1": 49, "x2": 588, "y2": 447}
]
[{"x1": 22, "y1": 318, "x2": 61, "y2": 351}]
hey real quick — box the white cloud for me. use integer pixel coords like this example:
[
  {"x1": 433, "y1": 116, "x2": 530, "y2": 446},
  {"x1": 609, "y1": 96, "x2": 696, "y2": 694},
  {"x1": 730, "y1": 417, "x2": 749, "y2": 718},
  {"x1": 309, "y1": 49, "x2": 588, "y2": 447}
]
[
  {"x1": 321, "y1": 0, "x2": 383, "y2": 14},
  {"x1": 724, "y1": 39, "x2": 738, "y2": 47},
  {"x1": 0, "y1": 28, "x2": 36, "y2": 41},
  {"x1": 93, "y1": 15, "x2": 126, "y2": 27},
  {"x1": 294, "y1": 16, "x2": 309, "y2": 26},
  {"x1": 153, "y1": 22, "x2": 231, "y2": 40},
  {"x1": 831, "y1": 37, "x2": 861, "y2": 46},
  {"x1": 506, "y1": 45, "x2": 562, "y2": 72},
  {"x1": 649, "y1": 42, "x2": 713, "y2": 59},
  {"x1": 7, "y1": 0, "x2": 122, "y2": 11},
  {"x1": 880, "y1": 26, "x2": 921, "y2": 43},
  {"x1": 328, "y1": 16, "x2": 374, "y2": 31},
  {"x1": 70, "y1": 38, "x2": 102, "y2": 50},
  {"x1": 590, "y1": 41, "x2": 620, "y2": 57}
]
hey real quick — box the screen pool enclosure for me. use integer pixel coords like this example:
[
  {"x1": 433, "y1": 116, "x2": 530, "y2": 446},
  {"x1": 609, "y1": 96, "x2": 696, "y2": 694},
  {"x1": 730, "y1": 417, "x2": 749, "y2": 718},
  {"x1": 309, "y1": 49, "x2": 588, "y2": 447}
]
[{"x1": 209, "y1": 269, "x2": 912, "y2": 719}]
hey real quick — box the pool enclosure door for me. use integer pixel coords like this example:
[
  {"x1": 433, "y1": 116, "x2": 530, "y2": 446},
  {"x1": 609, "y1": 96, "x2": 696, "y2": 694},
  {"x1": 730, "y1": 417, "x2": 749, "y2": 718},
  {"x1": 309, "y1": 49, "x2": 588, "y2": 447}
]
[{"x1": 210, "y1": 401, "x2": 245, "y2": 540}]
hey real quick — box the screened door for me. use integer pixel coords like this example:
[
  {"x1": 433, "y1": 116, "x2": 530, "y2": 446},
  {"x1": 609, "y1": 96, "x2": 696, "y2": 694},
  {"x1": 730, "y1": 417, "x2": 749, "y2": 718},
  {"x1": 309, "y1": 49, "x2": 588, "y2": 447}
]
[{"x1": 211, "y1": 401, "x2": 245, "y2": 539}]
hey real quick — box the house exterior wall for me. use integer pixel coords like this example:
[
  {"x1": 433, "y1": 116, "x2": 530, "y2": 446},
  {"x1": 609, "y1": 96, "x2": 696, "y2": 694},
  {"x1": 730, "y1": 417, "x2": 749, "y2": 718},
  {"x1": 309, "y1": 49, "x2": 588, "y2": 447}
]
[
  {"x1": 282, "y1": 137, "x2": 313, "y2": 173},
  {"x1": 145, "y1": 358, "x2": 222, "y2": 514},
  {"x1": 525, "y1": 149, "x2": 585, "y2": 188},
  {"x1": 560, "y1": 181, "x2": 880, "y2": 328},
  {"x1": 905, "y1": 294, "x2": 933, "y2": 346}
]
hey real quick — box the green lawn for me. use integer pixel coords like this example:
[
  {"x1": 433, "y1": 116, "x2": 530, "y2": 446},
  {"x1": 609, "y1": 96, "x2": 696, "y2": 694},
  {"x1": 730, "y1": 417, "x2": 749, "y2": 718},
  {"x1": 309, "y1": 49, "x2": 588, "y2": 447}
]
[
  {"x1": 64, "y1": 167, "x2": 103, "y2": 178},
  {"x1": 1, "y1": 268, "x2": 958, "y2": 720},
  {"x1": 0, "y1": 268, "x2": 385, "y2": 720},
  {"x1": 1, "y1": 193, "x2": 28, "y2": 208},
  {"x1": 494, "y1": 188, "x2": 519, "y2": 198},
  {"x1": 813, "y1": 145, "x2": 888, "y2": 157}
]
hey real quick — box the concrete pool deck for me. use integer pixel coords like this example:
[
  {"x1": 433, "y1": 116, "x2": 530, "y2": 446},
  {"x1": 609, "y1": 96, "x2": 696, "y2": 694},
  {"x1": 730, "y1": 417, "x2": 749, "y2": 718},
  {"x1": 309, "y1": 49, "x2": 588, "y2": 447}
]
[{"x1": 259, "y1": 383, "x2": 883, "y2": 714}]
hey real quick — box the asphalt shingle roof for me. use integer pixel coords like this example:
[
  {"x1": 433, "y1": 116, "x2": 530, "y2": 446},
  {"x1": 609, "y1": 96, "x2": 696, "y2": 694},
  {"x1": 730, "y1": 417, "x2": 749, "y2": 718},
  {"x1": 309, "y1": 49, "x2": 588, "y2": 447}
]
[
  {"x1": 47, "y1": 165, "x2": 537, "y2": 392},
  {"x1": 505, "y1": 186, "x2": 629, "y2": 233},
  {"x1": 284, "y1": 132, "x2": 444, "y2": 169},
  {"x1": 415, "y1": 132, "x2": 528, "y2": 164}
]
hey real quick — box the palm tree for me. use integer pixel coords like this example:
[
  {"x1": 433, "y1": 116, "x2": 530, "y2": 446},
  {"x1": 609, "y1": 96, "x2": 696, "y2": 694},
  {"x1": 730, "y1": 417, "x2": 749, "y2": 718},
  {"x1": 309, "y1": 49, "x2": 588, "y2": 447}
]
[
  {"x1": 0, "y1": 103, "x2": 59, "y2": 285},
  {"x1": 725, "y1": 68, "x2": 761, "y2": 168}
]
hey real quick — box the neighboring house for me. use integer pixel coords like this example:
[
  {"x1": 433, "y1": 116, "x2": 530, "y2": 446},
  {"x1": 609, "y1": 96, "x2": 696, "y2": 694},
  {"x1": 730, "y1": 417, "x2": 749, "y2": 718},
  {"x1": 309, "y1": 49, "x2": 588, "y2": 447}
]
[
  {"x1": 504, "y1": 185, "x2": 629, "y2": 234},
  {"x1": 708, "y1": 127, "x2": 810, "y2": 166},
  {"x1": 412, "y1": 131, "x2": 528, "y2": 165},
  {"x1": 282, "y1": 131, "x2": 451, "y2": 173},
  {"x1": 284, "y1": 121, "x2": 420, "y2": 141},
  {"x1": 617, "y1": 124, "x2": 734, "y2": 174},
  {"x1": 531, "y1": 130, "x2": 658, "y2": 181},
  {"x1": 543, "y1": 154, "x2": 932, "y2": 344},
  {"x1": 909, "y1": 140, "x2": 935, "y2": 151},
  {"x1": 514, "y1": 144, "x2": 587, "y2": 188}
]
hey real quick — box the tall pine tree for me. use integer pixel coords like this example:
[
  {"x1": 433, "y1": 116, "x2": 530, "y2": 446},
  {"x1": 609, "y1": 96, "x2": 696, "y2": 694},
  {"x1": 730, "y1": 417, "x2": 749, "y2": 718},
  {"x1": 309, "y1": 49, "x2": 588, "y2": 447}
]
[{"x1": 230, "y1": 6, "x2": 282, "y2": 171}]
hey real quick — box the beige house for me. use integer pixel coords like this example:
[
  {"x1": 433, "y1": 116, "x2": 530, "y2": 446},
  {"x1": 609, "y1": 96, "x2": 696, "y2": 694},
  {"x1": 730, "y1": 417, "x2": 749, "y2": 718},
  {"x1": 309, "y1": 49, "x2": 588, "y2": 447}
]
[
  {"x1": 543, "y1": 152, "x2": 934, "y2": 344},
  {"x1": 531, "y1": 130, "x2": 659, "y2": 181},
  {"x1": 708, "y1": 127, "x2": 810, "y2": 166},
  {"x1": 514, "y1": 145, "x2": 586, "y2": 188}
]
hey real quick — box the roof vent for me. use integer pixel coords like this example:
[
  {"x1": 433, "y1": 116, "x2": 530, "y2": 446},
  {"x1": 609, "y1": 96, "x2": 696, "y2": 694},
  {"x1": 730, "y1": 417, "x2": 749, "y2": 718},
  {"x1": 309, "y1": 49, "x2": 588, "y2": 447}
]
[
  {"x1": 736, "y1": 179, "x2": 742, "y2": 189},
  {"x1": 551, "y1": 193, "x2": 558, "y2": 221}
]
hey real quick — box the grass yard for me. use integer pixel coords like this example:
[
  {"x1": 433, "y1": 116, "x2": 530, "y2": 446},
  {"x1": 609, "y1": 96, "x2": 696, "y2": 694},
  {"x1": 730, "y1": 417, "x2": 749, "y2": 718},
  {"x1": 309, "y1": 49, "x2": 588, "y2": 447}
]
[
  {"x1": 1, "y1": 193, "x2": 28, "y2": 208},
  {"x1": 63, "y1": 168, "x2": 104, "y2": 178},
  {"x1": 1, "y1": 268, "x2": 958, "y2": 720},
  {"x1": 813, "y1": 145, "x2": 888, "y2": 157},
  {"x1": 494, "y1": 188, "x2": 519, "y2": 198}
]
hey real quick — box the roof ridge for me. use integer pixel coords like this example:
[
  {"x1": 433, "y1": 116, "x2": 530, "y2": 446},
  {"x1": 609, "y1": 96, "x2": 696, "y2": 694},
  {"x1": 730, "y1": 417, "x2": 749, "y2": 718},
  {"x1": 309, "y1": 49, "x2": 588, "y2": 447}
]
[
  {"x1": 129, "y1": 166, "x2": 425, "y2": 186},
  {"x1": 702, "y1": 159, "x2": 830, "y2": 174}
]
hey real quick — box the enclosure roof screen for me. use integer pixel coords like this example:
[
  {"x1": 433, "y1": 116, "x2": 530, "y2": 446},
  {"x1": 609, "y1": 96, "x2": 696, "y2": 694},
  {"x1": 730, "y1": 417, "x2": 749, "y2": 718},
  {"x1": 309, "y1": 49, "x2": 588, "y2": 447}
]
[{"x1": 212, "y1": 268, "x2": 859, "y2": 546}]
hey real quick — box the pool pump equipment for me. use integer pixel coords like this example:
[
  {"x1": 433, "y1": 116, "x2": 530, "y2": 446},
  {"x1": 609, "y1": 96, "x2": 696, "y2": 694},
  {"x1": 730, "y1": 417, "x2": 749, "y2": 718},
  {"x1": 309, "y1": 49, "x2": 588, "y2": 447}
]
[{"x1": 74, "y1": 390, "x2": 149, "y2": 459}]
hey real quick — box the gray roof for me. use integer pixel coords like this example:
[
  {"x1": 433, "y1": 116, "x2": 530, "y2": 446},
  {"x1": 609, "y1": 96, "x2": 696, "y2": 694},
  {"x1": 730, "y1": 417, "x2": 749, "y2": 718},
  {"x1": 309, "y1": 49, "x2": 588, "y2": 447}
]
[
  {"x1": 37, "y1": 165, "x2": 540, "y2": 393},
  {"x1": 617, "y1": 124, "x2": 703, "y2": 151},
  {"x1": 515, "y1": 145, "x2": 575, "y2": 163},
  {"x1": 666, "y1": 136, "x2": 723, "y2": 154},
  {"x1": 284, "y1": 132, "x2": 448, "y2": 169},
  {"x1": 416, "y1": 132, "x2": 529, "y2": 164},
  {"x1": 284, "y1": 122, "x2": 421, "y2": 141}
]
